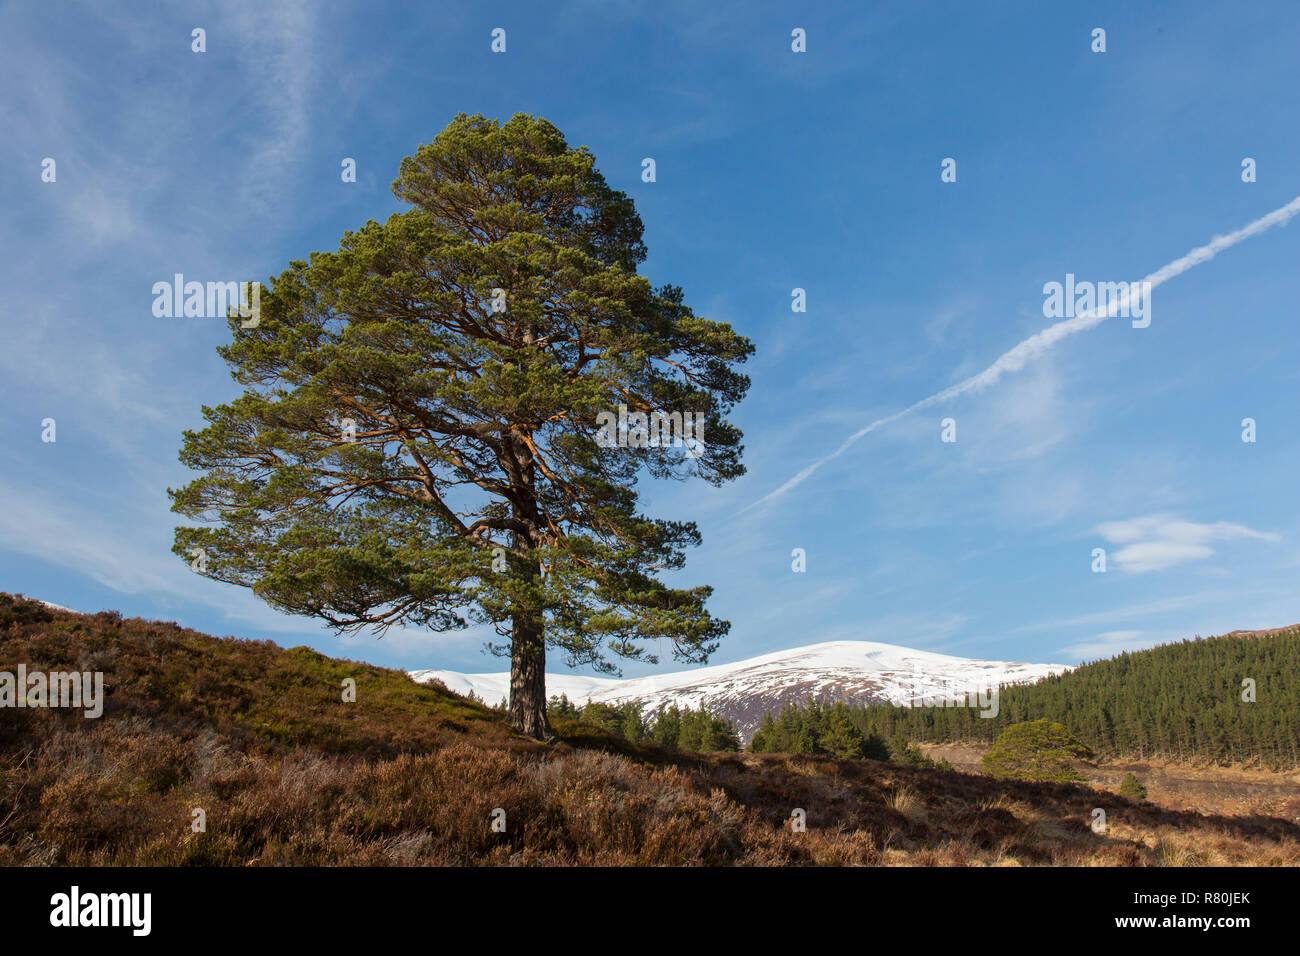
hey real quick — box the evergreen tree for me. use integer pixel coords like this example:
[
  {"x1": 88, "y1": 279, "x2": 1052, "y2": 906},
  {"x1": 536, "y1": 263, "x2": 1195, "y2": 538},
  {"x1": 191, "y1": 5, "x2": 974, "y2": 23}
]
[
  {"x1": 692, "y1": 708, "x2": 740, "y2": 752},
  {"x1": 827, "y1": 627, "x2": 1300, "y2": 771},
  {"x1": 619, "y1": 704, "x2": 646, "y2": 742},
  {"x1": 1118, "y1": 772, "x2": 1148, "y2": 801},
  {"x1": 648, "y1": 703, "x2": 682, "y2": 748},
  {"x1": 170, "y1": 113, "x2": 753, "y2": 739},
  {"x1": 750, "y1": 711, "x2": 778, "y2": 753},
  {"x1": 982, "y1": 719, "x2": 1095, "y2": 783},
  {"x1": 889, "y1": 731, "x2": 936, "y2": 768},
  {"x1": 643, "y1": 703, "x2": 737, "y2": 752},
  {"x1": 547, "y1": 692, "x2": 578, "y2": 719},
  {"x1": 821, "y1": 703, "x2": 866, "y2": 759}
]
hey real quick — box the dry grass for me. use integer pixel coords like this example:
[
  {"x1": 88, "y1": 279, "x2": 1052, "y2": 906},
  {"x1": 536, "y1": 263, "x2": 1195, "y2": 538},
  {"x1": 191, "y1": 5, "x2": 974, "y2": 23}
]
[
  {"x1": 887, "y1": 785, "x2": 924, "y2": 820},
  {"x1": 2, "y1": 593, "x2": 1298, "y2": 866}
]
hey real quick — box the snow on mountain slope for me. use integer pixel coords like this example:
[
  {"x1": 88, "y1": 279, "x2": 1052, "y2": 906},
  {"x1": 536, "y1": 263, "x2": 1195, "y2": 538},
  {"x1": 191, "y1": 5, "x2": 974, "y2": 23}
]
[
  {"x1": 410, "y1": 641, "x2": 1072, "y2": 741},
  {"x1": 35, "y1": 599, "x2": 79, "y2": 614}
]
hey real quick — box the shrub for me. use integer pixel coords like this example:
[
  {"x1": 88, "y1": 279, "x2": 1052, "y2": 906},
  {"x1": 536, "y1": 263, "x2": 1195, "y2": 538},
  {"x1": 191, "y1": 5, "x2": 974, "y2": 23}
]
[{"x1": 1119, "y1": 772, "x2": 1148, "y2": 801}]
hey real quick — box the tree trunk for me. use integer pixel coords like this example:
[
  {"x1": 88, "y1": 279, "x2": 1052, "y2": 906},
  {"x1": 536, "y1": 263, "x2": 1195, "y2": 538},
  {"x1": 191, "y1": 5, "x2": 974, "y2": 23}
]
[
  {"x1": 505, "y1": 442, "x2": 551, "y2": 740},
  {"x1": 508, "y1": 609, "x2": 551, "y2": 740},
  {"x1": 503, "y1": 389, "x2": 552, "y2": 740}
]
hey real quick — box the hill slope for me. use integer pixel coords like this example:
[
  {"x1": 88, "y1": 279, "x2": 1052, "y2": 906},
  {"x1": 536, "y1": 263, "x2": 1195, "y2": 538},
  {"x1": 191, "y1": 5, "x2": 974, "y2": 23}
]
[
  {"x1": 1, "y1": 593, "x2": 1296, "y2": 866},
  {"x1": 855, "y1": 626, "x2": 1300, "y2": 770},
  {"x1": 412, "y1": 641, "x2": 1070, "y2": 741}
]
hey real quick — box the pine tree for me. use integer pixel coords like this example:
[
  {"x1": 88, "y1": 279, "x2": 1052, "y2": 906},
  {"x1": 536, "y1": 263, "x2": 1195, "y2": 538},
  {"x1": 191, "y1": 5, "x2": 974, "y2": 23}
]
[
  {"x1": 547, "y1": 692, "x2": 577, "y2": 719},
  {"x1": 170, "y1": 113, "x2": 753, "y2": 739},
  {"x1": 1118, "y1": 772, "x2": 1148, "y2": 801},
  {"x1": 821, "y1": 703, "x2": 865, "y2": 759},
  {"x1": 824, "y1": 627, "x2": 1300, "y2": 771},
  {"x1": 750, "y1": 712, "x2": 777, "y2": 753},
  {"x1": 649, "y1": 704, "x2": 682, "y2": 748},
  {"x1": 982, "y1": 719, "x2": 1095, "y2": 783}
]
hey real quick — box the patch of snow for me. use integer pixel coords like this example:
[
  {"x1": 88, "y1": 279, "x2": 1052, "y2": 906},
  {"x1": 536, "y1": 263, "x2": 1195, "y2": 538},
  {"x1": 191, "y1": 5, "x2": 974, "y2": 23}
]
[{"x1": 34, "y1": 599, "x2": 79, "y2": 614}]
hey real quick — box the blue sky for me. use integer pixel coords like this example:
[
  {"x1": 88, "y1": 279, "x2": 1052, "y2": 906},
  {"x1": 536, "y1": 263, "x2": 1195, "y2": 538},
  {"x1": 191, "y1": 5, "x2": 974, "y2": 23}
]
[{"x1": 3, "y1": 1, "x2": 1300, "y2": 677}]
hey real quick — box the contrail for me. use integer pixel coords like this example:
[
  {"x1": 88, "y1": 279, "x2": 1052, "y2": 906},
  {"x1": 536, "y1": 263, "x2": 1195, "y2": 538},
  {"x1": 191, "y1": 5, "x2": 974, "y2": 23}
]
[{"x1": 740, "y1": 196, "x2": 1300, "y2": 515}]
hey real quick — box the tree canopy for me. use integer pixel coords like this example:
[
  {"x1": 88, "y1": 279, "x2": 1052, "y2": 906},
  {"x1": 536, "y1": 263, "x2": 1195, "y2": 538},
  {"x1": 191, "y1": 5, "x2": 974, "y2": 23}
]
[
  {"x1": 981, "y1": 719, "x2": 1096, "y2": 783},
  {"x1": 170, "y1": 113, "x2": 753, "y2": 738}
]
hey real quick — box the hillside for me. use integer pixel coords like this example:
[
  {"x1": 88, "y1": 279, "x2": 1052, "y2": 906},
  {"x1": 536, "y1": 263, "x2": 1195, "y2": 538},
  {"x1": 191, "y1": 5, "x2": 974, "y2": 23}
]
[
  {"x1": 1, "y1": 593, "x2": 1296, "y2": 866},
  {"x1": 852, "y1": 627, "x2": 1300, "y2": 770},
  {"x1": 412, "y1": 641, "x2": 1071, "y2": 741}
]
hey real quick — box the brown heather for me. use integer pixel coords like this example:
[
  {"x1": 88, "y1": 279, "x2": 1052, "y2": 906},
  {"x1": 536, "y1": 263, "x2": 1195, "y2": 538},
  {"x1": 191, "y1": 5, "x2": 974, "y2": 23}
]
[{"x1": 1, "y1": 593, "x2": 1296, "y2": 866}]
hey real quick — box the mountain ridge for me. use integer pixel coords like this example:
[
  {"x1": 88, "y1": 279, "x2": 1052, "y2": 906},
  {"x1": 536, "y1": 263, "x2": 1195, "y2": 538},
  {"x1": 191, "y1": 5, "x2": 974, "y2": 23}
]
[{"x1": 411, "y1": 639, "x2": 1072, "y2": 741}]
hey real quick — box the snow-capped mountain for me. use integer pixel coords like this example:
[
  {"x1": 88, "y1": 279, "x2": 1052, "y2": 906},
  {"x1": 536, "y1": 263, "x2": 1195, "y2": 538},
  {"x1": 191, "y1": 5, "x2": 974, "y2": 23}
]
[{"x1": 410, "y1": 641, "x2": 1072, "y2": 741}]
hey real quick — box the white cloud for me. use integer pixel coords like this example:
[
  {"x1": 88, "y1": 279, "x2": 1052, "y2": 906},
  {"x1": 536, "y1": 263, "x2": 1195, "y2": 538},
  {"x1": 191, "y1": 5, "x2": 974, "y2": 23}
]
[
  {"x1": 924, "y1": 297, "x2": 977, "y2": 348},
  {"x1": 226, "y1": 0, "x2": 318, "y2": 204},
  {"x1": 0, "y1": 478, "x2": 316, "y2": 636},
  {"x1": 1096, "y1": 513, "x2": 1280, "y2": 573},
  {"x1": 965, "y1": 360, "x2": 1070, "y2": 466}
]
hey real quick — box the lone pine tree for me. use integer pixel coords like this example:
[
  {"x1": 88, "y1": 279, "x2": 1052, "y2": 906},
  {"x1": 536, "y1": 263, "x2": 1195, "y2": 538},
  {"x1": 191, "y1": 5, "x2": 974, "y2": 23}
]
[
  {"x1": 982, "y1": 719, "x2": 1096, "y2": 783},
  {"x1": 170, "y1": 113, "x2": 752, "y2": 740}
]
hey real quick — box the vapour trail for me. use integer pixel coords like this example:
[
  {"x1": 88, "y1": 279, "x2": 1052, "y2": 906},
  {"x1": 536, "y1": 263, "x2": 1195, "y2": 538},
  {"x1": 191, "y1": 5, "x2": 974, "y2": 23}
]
[{"x1": 739, "y1": 196, "x2": 1300, "y2": 515}]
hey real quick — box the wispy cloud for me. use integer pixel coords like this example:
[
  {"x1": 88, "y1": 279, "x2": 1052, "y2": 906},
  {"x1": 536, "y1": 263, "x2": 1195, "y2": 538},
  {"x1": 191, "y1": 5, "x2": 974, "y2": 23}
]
[
  {"x1": 226, "y1": 0, "x2": 319, "y2": 205},
  {"x1": 0, "y1": 478, "x2": 317, "y2": 636},
  {"x1": 988, "y1": 587, "x2": 1261, "y2": 651},
  {"x1": 741, "y1": 195, "x2": 1300, "y2": 514},
  {"x1": 1096, "y1": 513, "x2": 1280, "y2": 573}
]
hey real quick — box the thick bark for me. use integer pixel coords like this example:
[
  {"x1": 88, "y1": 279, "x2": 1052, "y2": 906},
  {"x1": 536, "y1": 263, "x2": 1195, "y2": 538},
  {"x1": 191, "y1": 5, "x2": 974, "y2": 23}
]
[
  {"x1": 505, "y1": 415, "x2": 551, "y2": 740},
  {"x1": 507, "y1": 608, "x2": 551, "y2": 740}
]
